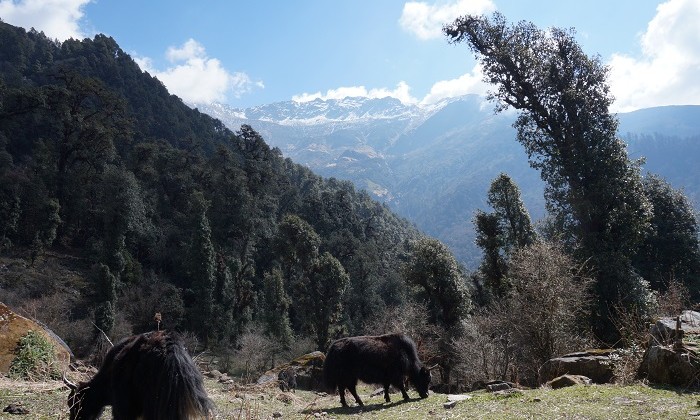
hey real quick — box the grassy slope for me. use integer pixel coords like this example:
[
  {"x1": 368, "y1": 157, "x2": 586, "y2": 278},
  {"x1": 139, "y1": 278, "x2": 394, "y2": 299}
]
[
  {"x1": 1, "y1": 377, "x2": 699, "y2": 419},
  {"x1": 1, "y1": 258, "x2": 698, "y2": 419}
]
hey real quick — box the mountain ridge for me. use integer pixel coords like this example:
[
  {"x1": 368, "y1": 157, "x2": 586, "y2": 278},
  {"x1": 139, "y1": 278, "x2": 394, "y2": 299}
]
[{"x1": 196, "y1": 96, "x2": 700, "y2": 267}]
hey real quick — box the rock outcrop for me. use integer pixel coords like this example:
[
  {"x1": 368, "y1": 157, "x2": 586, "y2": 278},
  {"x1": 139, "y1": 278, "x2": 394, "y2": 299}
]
[
  {"x1": 639, "y1": 310, "x2": 700, "y2": 387},
  {"x1": 257, "y1": 351, "x2": 326, "y2": 391},
  {"x1": 539, "y1": 349, "x2": 614, "y2": 384},
  {"x1": 0, "y1": 302, "x2": 71, "y2": 375},
  {"x1": 547, "y1": 374, "x2": 592, "y2": 389}
]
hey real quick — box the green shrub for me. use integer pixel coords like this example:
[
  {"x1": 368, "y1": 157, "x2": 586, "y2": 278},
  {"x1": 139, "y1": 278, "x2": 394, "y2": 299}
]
[{"x1": 8, "y1": 330, "x2": 60, "y2": 380}]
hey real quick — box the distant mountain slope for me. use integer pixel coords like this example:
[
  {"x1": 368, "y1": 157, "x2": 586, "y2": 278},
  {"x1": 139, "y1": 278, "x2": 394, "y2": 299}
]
[
  {"x1": 619, "y1": 105, "x2": 700, "y2": 138},
  {"x1": 197, "y1": 98, "x2": 700, "y2": 268}
]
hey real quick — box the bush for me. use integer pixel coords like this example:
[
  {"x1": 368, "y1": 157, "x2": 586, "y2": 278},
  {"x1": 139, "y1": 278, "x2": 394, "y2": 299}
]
[
  {"x1": 231, "y1": 325, "x2": 277, "y2": 382},
  {"x1": 455, "y1": 241, "x2": 593, "y2": 386},
  {"x1": 656, "y1": 278, "x2": 690, "y2": 318},
  {"x1": 9, "y1": 330, "x2": 60, "y2": 381}
]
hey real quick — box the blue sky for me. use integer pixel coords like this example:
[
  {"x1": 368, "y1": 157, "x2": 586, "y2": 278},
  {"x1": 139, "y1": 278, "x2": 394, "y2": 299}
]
[{"x1": 1, "y1": 0, "x2": 698, "y2": 111}]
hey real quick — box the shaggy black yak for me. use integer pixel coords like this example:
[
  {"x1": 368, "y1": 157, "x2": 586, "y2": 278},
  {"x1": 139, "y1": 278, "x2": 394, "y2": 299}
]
[
  {"x1": 64, "y1": 330, "x2": 213, "y2": 419},
  {"x1": 323, "y1": 333, "x2": 431, "y2": 407}
]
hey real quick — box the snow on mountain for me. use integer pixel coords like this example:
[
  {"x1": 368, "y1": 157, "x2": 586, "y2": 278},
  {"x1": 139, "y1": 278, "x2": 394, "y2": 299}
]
[{"x1": 195, "y1": 95, "x2": 456, "y2": 128}]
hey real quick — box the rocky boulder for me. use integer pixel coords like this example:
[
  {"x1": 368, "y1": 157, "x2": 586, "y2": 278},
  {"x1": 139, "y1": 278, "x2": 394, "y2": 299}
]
[
  {"x1": 639, "y1": 344, "x2": 699, "y2": 387},
  {"x1": 0, "y1": 302, "x2": 72, "y2": 375},
  {"x1": 639, "y1": 310, "x2": 700, "y2": 387},
  {"x1": 257, "y1": 351, "x2": 325, "y2": 391},
  {"x1": 539, "y1": 349, "x2": 614, "y2": 385},
  {"x1": 649, "y1": 311, "x2": 700, "y2": 345},
  {"x1": 547, "y1": 374, "x2": 592, "y2": 389}
]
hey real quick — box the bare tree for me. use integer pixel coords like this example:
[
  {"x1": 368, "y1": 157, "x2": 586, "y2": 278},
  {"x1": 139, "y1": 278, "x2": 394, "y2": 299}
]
[{"x1": 454, "y1": 241, "x2": 593, "y2": 386}]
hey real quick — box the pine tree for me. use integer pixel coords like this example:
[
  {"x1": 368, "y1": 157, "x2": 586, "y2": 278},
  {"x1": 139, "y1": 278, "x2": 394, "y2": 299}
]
[
  {"x1": 636, "y1": 175, "x2": 700, "y2": 294},
  {"x1": 262, "y1": 267, "x2": 293, "y2": 348},
  {"x1": 188, "y1": 191, "x2": 216, "y2": 346},
  {"x1": 93, "y1": 263, "x2": 117, "y2": 336},
  {"x1": 487, "y1": 173, "x2": 535, "y2": 250}
]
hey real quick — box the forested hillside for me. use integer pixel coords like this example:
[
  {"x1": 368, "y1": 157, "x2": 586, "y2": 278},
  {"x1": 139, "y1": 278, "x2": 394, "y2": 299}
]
[{"x1": 0, "y1": 22, "x2": 428, "y2": 356}]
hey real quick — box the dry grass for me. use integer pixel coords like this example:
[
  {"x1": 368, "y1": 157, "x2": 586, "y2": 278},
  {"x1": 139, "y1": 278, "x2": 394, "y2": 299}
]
[{"x1": 0, "y1": 377, "x2": 72, "y2": 419}]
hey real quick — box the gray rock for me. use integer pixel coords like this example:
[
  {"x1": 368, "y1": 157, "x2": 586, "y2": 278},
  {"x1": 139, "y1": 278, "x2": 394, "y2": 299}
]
[
  {"x1": 486, "y1": 382, "x2": 512, "y2": 392},
  {"x1": 650, "y1": 311, "x2": 700, "y2": 345},
  {"x1": 539, "y1": 350, "x2": 613, "y2": 384},
  {"x1": 446, "y1": 394, "x2": 472, "y2": 402},
  {"x1": 443, "y1": 401, "x2": 457, "y2": 409},
  {"x1": 257, "y1": 351, "x2": 325, "y2": 391},
  {"x1": 547, "y1": 374, "x2": 592, "y2": 389},
  {"x1": 639, "y1": 344, "x2": 698, "y2": 387}
]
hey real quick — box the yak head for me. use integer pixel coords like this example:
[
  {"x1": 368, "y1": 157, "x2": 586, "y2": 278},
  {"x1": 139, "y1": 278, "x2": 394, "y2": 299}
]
[
  {"x1": 64, "y1": 375, "x2": 103, "y2": 420},
  {"x1": 413, "y1": 366, "x2": 431, "y2": 398}
]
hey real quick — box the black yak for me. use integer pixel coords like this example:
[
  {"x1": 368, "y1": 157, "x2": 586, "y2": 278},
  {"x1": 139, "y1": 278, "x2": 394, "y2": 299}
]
[
  {"x1": 64, "y1": 330, "x2": 214, "y2": 420},
  {"x1": 323, "y1": 333, "x2": 431, "y2": 407}
]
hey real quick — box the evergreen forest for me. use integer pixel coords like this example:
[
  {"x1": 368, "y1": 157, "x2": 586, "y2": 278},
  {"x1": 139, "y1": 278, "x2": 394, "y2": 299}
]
[{"x1": 0, "y1": 21, "x2": 430, "y2": 358}]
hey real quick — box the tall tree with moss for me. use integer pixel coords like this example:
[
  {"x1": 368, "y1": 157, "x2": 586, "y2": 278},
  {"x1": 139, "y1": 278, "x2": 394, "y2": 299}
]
[
  {"x1": 488, "y1": 173, "x2": 535, "y2": 250},
  {"x1": 636, "y1": 175, "x2": 700, "y2": 295},
  {"x1": 307, "y1": 252, "x2": 349, "y2": 350},
  {"x1": 275, "y1": 214, "x2": 349, "y2": 349},
  {"x1": 99, "y1": 165, "x2": 146, "y2": 277},
  {"x1": 404, "y1": 237, "x2": 470, "y2": 331},
  {"x1": 404, "y1": 237, "x2": 470, "y2": 385},
  {"x1": 0, "y1": 147, "x2": 21, "y2": 250},
  {"x1": 276, "y1": 214, "x2": 321, "y2": 332},
  {"x1": 210, "y1": 254, "x2": 236, "y2": 343},
  {"x1": 93, "y1": 263, "x2": 117, "y2": 336},
  {"x1": 445, "y1": 13, "x2": 653, "y2": 340},
  {"x1": 187, "y1": 191, "x2": 216, "y2": 346},
  {"x1": 262, "y1": 267, "x2": 293, "y2": 348},
  {"x1": 474, "y1": 173, "x2": 535, "y2": 301},
  {"x1": 473, "y1": 210, "x2": 507, "y2": 301}
]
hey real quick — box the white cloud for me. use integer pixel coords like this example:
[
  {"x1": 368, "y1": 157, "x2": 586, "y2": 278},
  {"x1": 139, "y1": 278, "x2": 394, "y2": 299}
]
[
  {"x1": 0, "y1": 0, "x2": 91, "y2": 40},
  {"x1": 166, "y1": 39, "x2": 206, "y2": 62},
  {"x1": 421, "y1": 64, "x2": 488, "y2": 105},
  {"x1": 400, "y1": 0, "x2": 495, "y2": 40},
  {"x1": 137, "y1": 39, "x2": 262, "y2": 105},
  {"x1": 293, "y1": 81, "x2": 418, "y2": 104},
  {"x1": 292, "y1": 68, "x2": 491, "y2": 107},
  {"x1": 608, "y1": 0, "x2": 700, "y2": 112}
]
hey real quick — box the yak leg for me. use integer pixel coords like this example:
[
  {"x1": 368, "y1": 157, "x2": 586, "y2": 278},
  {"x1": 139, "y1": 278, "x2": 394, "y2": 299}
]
[
  {"x1": 338, "y1": 387, "x2": 349, "y2": 407},
  {"x1": 348, "y1": 384, "x2": 364, "y2": 407},
  {"x1": 399, "y1": 384, "x2": 410, "y2": 400},
  {"x1": 383, "y1": 382, "x2": 391, "y2": 403},
  {"x1": 396, "y1": 377, "x2": 410, "y2": 400}
]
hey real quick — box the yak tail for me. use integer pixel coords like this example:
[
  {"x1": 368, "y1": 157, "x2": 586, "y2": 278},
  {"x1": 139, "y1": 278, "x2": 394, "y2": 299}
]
[{"x1": 148, "y1": 336, "x2": 215, "y2": 420}]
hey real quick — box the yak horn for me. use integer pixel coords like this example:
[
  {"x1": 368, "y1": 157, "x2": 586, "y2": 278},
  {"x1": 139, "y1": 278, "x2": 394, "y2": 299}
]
[
  {"x1": 62, "y1": 372, "x2": 77, "y2": 390},
  {"x1": 428, "y1": 364, "x2": 440, "y2": 371}
]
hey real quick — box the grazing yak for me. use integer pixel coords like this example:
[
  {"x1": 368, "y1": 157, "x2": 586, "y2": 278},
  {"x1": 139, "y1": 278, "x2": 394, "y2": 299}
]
[
  {"x1": 323, "y1": 333, "x2": 431, "y2": 407},
  {"x1": 64, "y1": 330, "x2": 214, "y2": 420}
]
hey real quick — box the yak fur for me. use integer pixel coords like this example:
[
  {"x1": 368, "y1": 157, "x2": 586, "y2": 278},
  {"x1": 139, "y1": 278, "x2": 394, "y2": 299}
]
[
  {"x1": 66, "y1": 330, "x2": 213, "y2": 420},
  {"x1": 323, "y1": 333, "x2": 431, "y2": 407}
]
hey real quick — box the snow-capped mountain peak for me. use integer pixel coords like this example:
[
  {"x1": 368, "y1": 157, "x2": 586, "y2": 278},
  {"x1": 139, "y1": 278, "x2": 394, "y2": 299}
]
[{"x1": 194, "y1": 95, "x2": 476, "y2": 127}]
